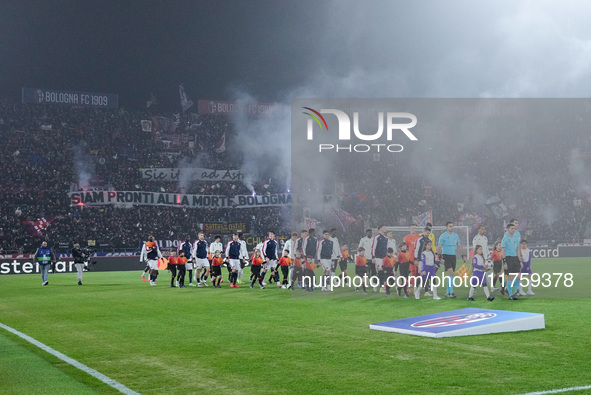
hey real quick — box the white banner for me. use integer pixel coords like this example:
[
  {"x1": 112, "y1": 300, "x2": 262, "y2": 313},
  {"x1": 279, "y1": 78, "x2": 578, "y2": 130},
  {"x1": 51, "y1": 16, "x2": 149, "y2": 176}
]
[
  {"x1": 140, "y1": 168, "x2": 243, "y2": 182},
  {"x1": 69, "y1": 191, "x2": 290, "y2": 209}
]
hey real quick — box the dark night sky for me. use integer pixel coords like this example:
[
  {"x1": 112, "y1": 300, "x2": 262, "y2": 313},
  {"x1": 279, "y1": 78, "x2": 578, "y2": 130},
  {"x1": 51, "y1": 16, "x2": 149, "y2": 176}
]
[
  {"x1": 2, "y1": 0, "x2": 591, "y2": 111},
  {"x1": 0, "y1": 0, "x2": 326, "y2": 109}
]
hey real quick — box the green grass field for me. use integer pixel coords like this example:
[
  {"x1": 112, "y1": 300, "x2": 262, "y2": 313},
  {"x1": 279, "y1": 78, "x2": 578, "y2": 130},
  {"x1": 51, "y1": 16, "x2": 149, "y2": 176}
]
[{"x1": 1, "y1": 258, "x2": 590, "y2": 394}]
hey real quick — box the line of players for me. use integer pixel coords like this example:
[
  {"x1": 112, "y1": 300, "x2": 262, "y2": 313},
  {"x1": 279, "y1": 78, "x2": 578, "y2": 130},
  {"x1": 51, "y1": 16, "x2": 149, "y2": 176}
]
[
  {"x1": 291, "y1": 220, "x2": 535, "y2": 300},
  {"x1": 141, "y1": 232, "x2": 250, "y2": 288},
  {"x1": 140, "y1": 229, "x2": 343, "y2": 290},
  {"x1": 140, "y1": 218, "x2": 535, "y2": 299},
  {"x1": 354, "y1": 220, "x2": 535, "y2": 300}
]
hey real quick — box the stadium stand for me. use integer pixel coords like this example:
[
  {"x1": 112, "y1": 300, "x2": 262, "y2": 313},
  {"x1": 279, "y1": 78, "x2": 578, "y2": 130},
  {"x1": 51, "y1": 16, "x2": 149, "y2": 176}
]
[{"x1": 1, "y1": 100, "x2": 590, "y2": 253}]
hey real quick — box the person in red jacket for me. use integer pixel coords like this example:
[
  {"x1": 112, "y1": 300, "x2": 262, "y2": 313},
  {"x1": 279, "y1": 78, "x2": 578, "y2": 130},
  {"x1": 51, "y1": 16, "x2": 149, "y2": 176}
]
[
  {"x1": 168, "y1": 249, "x2": 179, "y2": 288},
  {"x1": 396, "y1": 243, "x2": 411, "y2": 298},
  {"x1": 278, "y1": 249, "x2": 291, "y2": 289},
  {"x1": 490, "y1": 241, "x2": 504, "y2": 293},
  {"x1": 291, "y1": 250, "x2": 304, "y2": 289},
  {"x1": 176, "y1": 251, "x2": 188, "y2": 288},
  {"x1": 339, "y1": 243, "x2": 353, "y2": 279},
  {"x1": 355, "y1": 247, "x2": 368, "y2": 295},
  {"x1": 382, "y1": 248, "x2": 396, "y2": 296},
  {"x1": 404, "y1": 225, "x2": 420, "y2": 290},
  {"x1": 303, "y1": 253, "x2": 317, "y2": 292},
  {"x1": 250, "y1": 250, "x2": 265, "y2": 289},
  {"x1": 211, "y1": 250, "x2": 224, "y2": 288}
]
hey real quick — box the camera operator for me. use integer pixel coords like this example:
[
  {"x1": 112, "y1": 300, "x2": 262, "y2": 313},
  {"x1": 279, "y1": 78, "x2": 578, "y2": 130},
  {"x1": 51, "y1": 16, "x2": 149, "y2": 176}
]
[{"x1": 72, "y1": 243, "x2": 86, "y2": 285}]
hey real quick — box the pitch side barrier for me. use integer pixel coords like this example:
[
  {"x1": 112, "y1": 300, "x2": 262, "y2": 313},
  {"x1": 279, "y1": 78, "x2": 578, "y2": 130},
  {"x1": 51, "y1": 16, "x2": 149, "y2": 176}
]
[
  {"x1": 462, "y1": 246, "x2": 586, "y2": 259},
  {"x1": 1, "y1": 246, "x2": 588, "y2": 275},
  {"x1": 515, "y1": 245, "x2": 589, "y2": 258},
  {"x1": 0, "y1": 256, "x2": 142, "y2": 275}
]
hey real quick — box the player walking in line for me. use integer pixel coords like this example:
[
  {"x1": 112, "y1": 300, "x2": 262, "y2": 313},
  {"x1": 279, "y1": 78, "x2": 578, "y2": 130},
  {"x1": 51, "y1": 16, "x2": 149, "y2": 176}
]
[
  {"x1": 437, "y1": 222, "x2": 467, "y2": 298},
  {"x1": 317, "y1": 230, "x2": 335, "y2": 291},
  {"x1": 329, "y1": 228, "x2": 343, "y2": 282},
  {"x1": 490, "y1": 241, "x2": 504, "y2": 293},
  {"x1": 371, "y1": 225, "x2": 388, "y2": 292},
  {"x1": 262, "y1": 231, "x2": 280, "y2": 287},
  {"x1": 303, "y1": 228, "x2": 318, "y2": 265},
  {"x1": 302, "y1": 228, "x2": 319, "y2": 288},
  {"x1": 178, "y1": 237, "x2": 195, "y2": 287},
  {"x1": 283, "y1": 232, "x2": 298, "y2": 288},
  {"x1": 415, "y1": 226, "x2": 432, "y2": 272},
  {"x1": 295, "y1": 229, "x2": 308, "y2": 257},
  {"x1": 250, "y1": 250, "x2": 265, "y2": 289},
  {"x1": 502, "y1": 223, "x2": 523, "y2": 300},
  {"x1": 140, "y1": 236, "x2": 163, "y2": 286},
  {"x1": 210, "y1": 250, "x2": 224, "y2": 288},
  {"x1": 355, "y1": 247, "x2": 369, "y2": 295},
  {"x1": 278, "y1": 249, "x2": 291, "y2": 289},
  {"x1": 414, "y1": 241, "x2": 441, "y2": 300},
  {"x1": 518, "y1": 240, "x2": 535, "y2": 296},
  {"x1": 467, "y1": 245, "x2": 494, "y2": 301},
  {"x1": 404, "y1": 225, "x2": 421, "y2": 292},
  {"x1": 396, "y1": 242, "x2": 411, "y2": 298},
  {"x1": 237, "y1": 233, "x2": 249, "y2": 284},
  {"x1": 192, "y1": 232, "x2": 210, "y2": 287},
  {"x1": 225, "y1": 232, "x2": 243, "y2": 288},
  {"x1": 283, "y1": 232, "x2": 297, "y2": 261}
]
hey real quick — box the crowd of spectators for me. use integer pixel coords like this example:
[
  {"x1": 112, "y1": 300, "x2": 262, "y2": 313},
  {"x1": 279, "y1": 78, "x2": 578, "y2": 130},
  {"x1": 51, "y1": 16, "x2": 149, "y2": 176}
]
[
  {"x1": 295, "y1": 113, "x2": 591, "y2": 246},
  {"x1": 0, "y1": 101, "x2": 288, "y2": 253},
  {"x1": 1, "y1": 100, "x2": 590, "y2": 253}
]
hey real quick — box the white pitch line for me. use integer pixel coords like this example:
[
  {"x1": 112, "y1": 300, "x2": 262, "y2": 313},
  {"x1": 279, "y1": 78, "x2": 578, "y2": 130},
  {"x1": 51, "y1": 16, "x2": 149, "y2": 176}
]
[
  {"x1": 0, "y1": 322, "x2": 140, "y2": 395},
  {"x1": 518, "y1": 385, "x2": 591, "y2": 395}
]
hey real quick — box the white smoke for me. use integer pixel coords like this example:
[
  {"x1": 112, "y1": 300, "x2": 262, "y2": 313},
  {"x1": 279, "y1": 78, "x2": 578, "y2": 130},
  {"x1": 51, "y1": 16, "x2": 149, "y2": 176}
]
[
  {"x1": 569, "y1": 149, "x2": 591, "y2": 197},
  {"x1": 176, "y1": 156, "x2": 204, "y2": 193},
  {"x1": 226, "y1": 0, "x2": 591, "y2": 230},
  {"x1": 230, "y1": 93, "x2": 292, "y2": 195},
  {"x1": 73, "y1": 145, "x2": 94, "y2": 190}
]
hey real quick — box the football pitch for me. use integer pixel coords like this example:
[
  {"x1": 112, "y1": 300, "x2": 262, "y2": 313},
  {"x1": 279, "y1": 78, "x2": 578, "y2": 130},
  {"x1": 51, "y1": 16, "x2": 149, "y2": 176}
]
[{"x1": 1, "y1": 258, "x2": 590, "y2": 394}]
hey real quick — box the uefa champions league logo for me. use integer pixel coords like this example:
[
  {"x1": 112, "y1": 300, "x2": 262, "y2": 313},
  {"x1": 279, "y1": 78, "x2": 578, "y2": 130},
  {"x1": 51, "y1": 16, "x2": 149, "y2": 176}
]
[{"x1": 411, "y1": 312, "x2": 497, "y2": 328}]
